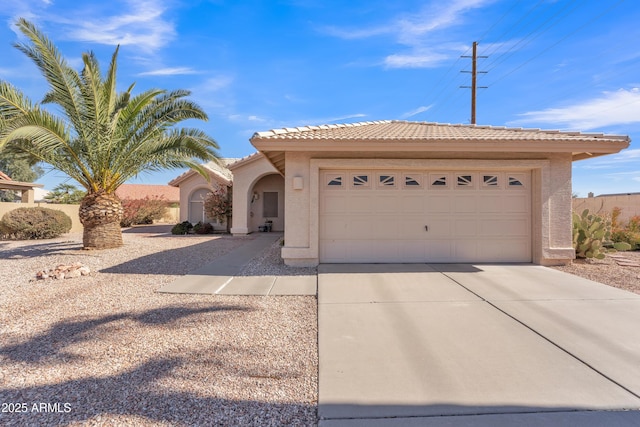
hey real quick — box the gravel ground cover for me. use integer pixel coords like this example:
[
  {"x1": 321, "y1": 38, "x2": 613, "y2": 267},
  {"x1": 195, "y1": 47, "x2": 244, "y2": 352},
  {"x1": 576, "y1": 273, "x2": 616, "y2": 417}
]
[
  {"x1": 0, "y1": 230, "x2": 318, "y2": 426},
  {"x1": 551, "y1": 251, "x2": 640, "y2": 295}
]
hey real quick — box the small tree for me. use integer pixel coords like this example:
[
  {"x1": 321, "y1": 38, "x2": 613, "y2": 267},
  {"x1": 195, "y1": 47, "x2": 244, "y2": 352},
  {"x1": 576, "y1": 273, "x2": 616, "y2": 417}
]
[
  {"x1": 44, "y1": 183, "x2": 86, "y2": 204},
  {"x1": 204, "y1": 186, "x2": 232, "y2": 232}
]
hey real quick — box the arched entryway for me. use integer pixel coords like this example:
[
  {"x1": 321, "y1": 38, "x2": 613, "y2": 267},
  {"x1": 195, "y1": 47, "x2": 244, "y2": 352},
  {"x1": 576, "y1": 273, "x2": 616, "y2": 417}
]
[{"x1": 248, "y1": 174, "x2": 284, "y2": 232}]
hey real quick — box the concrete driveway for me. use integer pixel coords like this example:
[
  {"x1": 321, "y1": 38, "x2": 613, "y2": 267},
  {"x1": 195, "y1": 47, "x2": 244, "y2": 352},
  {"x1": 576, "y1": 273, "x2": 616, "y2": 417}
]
[{"x1": 318, "y1": 263, "x2": 640, "y2": 426}]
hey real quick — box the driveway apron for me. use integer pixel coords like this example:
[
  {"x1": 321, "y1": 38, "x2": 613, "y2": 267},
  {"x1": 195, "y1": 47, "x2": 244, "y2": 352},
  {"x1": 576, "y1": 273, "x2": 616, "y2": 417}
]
[{"x1": 318, "y1": 263, "x2": 640, "y2": 426}]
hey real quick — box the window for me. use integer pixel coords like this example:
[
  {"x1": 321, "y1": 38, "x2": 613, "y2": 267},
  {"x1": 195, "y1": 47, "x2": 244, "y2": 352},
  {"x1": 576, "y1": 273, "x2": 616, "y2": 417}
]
[
  {"x1": 429, "y1": 174, "x2": 449, "y2": 189},
  {"x1": 483, "y1": 175, "x2": 499, "y2": 187},
  {"x1": 353, "y1": 175, "x2": 369, "y2": 186},
  {"x1": 328, "y1": 176, "x2": 342, "y2": 186},
  {"x1": 457, "y1": 175, "x2": 473, "y2": 187},
  {"x1": 263, "y1": 192, "x2": 278, "y2": 217},
  {"x1": 404, "y1": 175, "x2": 421, "y2": 187},
  {"x1": 189, "y1": 188, "x2": 215, "y2": 223},
  {"x1": 378, "y1": 174, "x2": 396, "y2": 188},
  {"x1": 508, "y1": 176, "x2": 524, "y2": 187}
]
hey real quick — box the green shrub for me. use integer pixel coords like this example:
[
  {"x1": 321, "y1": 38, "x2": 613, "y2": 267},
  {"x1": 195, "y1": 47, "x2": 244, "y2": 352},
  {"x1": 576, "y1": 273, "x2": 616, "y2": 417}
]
[
  {"x1": 572, "y1": 209, "x2": 611, "y2": 259},
  {"x1": 0, "y1": 207, "x2": 72, "y2": 240},
  {"x1": 171, "y1": 221, "x2": 193, "y2": 235},
  {"x1": 193, "y1": 221, "x2": 214, "y2": 234},
  {"x1": 611, "y1": 229, "x2": 640, "y2": 250}
]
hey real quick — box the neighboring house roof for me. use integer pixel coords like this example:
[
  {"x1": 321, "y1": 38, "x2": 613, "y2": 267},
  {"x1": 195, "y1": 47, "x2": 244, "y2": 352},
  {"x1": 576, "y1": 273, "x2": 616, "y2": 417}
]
[
  {"x1": 0, "y1": 170, "x2": 44, "y2": 191},
  {"x1": 226, "y1": 152, "x2": 266, "y2": 170},
  {"x1": 115, "y1": 184, "x2": 180, "y2": 202},
  {"x1": 251, "y1": 120, "x2": 631, "y2": 174},
  {"x1": 596, "y1": 192, "x2": 640, "y2": 197},
  {"x1": 168, "y1": 158, "x2": 238, "y2": 187}
]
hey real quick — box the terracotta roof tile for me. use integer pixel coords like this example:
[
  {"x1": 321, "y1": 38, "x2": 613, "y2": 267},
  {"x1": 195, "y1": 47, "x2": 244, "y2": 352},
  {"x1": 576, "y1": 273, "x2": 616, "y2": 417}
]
[
  {"x1": 252, "y1": 120, "x2": 629, "y2": 143},
  {"x1": 115, "y1": 184, "x2": 179, "y2": 202}
]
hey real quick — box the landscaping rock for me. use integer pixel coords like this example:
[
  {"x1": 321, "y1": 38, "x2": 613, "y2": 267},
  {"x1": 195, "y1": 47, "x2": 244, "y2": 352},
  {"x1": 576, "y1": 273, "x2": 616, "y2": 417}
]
[{"x1": 35, "y1": 263, "x2": 91, "y2": 280}]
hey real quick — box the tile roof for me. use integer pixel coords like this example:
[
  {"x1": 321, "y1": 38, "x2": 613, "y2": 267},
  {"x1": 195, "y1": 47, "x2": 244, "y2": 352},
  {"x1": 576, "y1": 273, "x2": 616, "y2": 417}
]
[
  {"x1": 168, "y1": 158, "x2": 238, "y2": 186},
  {"x1": 252, "y1": 120, "x2": 630, "y2": 143},
  {"x1": 116, "y1": 184, "x2": 180, "y2": 202}
]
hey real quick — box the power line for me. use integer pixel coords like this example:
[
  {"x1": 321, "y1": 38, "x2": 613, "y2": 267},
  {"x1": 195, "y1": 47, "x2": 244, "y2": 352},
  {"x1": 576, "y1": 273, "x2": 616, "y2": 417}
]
[{"x1": 485, "y1": 0, "x2": 626, "y2": 88}]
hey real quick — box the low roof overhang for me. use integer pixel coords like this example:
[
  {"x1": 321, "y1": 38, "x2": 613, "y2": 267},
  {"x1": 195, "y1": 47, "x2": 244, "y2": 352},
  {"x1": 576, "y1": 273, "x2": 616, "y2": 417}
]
[{"x1": 251, "y1": 137, "x2": 630, "y2": 175}]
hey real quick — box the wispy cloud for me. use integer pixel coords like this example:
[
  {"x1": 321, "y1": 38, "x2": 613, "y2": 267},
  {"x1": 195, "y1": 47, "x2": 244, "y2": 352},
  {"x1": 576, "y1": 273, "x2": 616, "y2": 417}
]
[
  {"x1": 322, "y1": 0, "x2": 492, "y2": 68},
  {"x1": 200, "y1": 75, "x2": 234, "y2": 92},
  {"x1": 385, "y1": 51, "x2": 450, "y2": 68},
  {"x1": 578, "y1": 149, "x2": 640, "y2": 170},
  {"x1": 137, "y1": 67, "x2": 199, "y2": 76},
  {"x1": 510, "y1": 88, "x2": 640, "y2": 130},
  {"x1": 68, "y1": 1, "x2": 175, "y2": 52},
  {"x1": 401, "y1": 105, "x2": 433, "y2": 118}
]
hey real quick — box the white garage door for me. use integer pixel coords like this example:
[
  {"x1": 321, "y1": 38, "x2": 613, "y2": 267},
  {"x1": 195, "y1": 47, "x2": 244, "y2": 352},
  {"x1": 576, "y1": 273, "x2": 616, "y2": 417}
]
[{"x1": 319, "y1": 170, "x2": 531, "y2": 263}]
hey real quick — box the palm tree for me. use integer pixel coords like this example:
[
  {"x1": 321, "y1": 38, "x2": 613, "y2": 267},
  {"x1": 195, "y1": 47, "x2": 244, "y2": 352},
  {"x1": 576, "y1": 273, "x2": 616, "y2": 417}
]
[{"x1": 0, "y1": 18, "x2": 220, "y2": 249}]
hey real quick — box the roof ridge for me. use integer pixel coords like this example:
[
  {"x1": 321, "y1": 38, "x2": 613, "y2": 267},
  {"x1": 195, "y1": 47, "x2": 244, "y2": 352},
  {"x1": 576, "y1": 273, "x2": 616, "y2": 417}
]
[
  {"x1": 386, "y1": 120, "x2": 628, "y2": 140},
  {"x1": 253, "y1": 120, "x2": 393, "y2": 138}
]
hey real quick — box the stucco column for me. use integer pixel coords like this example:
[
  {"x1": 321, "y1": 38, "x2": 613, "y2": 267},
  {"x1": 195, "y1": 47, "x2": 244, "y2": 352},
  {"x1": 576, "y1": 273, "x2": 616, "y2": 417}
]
[
  {"x1": 230, "y1": 174, "x2": 250, "y2": 235},
  {"x1": 21, "y1": 189, "x2": 35, "y2": 204}
]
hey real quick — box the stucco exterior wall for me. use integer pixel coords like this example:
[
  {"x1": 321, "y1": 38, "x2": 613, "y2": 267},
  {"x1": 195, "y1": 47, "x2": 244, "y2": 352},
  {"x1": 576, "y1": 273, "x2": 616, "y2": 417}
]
[
  {"x1": 573, "y1": 194, "x2": 640, "y2": 224},
  {"x1": 229, "y1": 155, "x2": 281, "y2": 235},
  {"x1": 248, "y1": 174, "x2": 285, "y2": 232},
  {"x1": 279, "y1": 153, "x2": 576, "y2": 267},
  {"x1": 174, "y1": 174, "x2": 228, "y2": 230}
]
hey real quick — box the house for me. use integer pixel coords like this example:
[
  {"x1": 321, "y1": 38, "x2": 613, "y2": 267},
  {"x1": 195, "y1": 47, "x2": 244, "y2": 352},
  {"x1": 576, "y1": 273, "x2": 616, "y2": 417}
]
[
  {"x1": 0, "y1": 171, "x2": 44, "y2": 203},
  {"x1": 168, "y1": 159, "x2": 238, "y2": 230},
  {"x1": 173, "y1": 120, "x2": 630, "y2": 266}
]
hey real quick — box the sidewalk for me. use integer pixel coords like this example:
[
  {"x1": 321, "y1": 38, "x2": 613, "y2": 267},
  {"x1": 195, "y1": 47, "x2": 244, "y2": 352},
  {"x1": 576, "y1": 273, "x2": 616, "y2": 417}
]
[{"x1": 157, "y1": 233, "x2": 316, "y2": 295}]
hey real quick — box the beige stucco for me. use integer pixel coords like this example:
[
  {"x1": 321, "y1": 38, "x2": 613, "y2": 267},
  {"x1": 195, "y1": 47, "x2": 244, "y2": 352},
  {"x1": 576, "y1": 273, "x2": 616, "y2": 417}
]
[
  {"x1": 278, "y1": 153, "x2": 574, "y2": 267},
  {"x1": 172, "y1": 172, "x2": 230, "y2": 231},
  {"x1": 175, "y1": 121, "x2": 629, "y2": 267},
  {"x1": 228, "y1": 154, "x2": 283, "y2": 235}
]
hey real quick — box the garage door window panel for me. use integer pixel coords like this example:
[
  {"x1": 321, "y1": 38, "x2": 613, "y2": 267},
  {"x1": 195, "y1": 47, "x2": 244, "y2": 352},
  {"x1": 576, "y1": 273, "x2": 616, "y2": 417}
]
[
  {"x1": 352, "y1": 174, "x2": 370, "y2": 188},
  {"x1": 403, "y1": 174, "x2": 422, "y2": 188},
  {"x1": 482, "y1": 174, "x2": 502, "y2": 189},
  {"x1": 326, "y1": 174, "x2": 344, "y2": 188},
  {"x1": 377, "y1": 173, "x2": 397, "y2": 189},
  {"x1": 430, "y1": 173, "x2": 449, "y2": 189}
]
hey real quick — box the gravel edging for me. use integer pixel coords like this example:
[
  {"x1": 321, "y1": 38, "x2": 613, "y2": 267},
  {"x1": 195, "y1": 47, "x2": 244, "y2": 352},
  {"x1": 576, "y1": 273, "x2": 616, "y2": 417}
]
[
  {"x1": 0, "y1": 232, "x2": 318, "y2": 426},
  {"x1": 239, "y1": 238, "x2": 317, "y2": 277},
  {"x1": 550, "y1": 251, "x2": 640, "y2": 295}
]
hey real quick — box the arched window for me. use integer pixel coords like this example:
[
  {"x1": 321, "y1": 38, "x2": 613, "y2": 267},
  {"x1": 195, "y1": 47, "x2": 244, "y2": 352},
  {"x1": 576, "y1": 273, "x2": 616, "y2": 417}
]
[{"x1": 189, "y1": 188, "x2": 215, "y2": 224}]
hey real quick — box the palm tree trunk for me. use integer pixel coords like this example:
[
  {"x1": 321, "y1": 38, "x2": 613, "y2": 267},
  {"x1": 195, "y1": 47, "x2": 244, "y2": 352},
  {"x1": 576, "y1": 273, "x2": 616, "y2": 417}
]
[{"x1": 79, "y1": 191, "x2": 123, "y2": 249}]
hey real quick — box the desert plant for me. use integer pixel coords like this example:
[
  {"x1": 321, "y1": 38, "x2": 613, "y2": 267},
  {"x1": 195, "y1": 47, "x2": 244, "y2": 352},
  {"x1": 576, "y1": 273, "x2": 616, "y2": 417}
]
[
  {"x1": 572, "y1": 209, "x2": 611, "y2": 259},
  {"x1": 171, "y1": 221, "x2": 193, "y2": 235},
  {"x1": 44, "y1": 183, "x2": 86, "y2": 204},
  {"x1": 611, "y1": 214, "x2": 640, "y2": 250},
  {"x1": 0, "y1": 207, "x2": 71, "y2": 239},
  {"x1": 193, "y1": 221, "x2": 214, "y2": 234},
  {"x1": 613, "y1": 241, "x2": 633, "y2": 251},
  {"x1": 204, "y1": 186, "x2": 232, "y2": 227},
  {"x1": 0, "y1": 19, "x2": 219, "y2": 250},
  {"x1": 120, "y1": 196, "x2": 168, "y2": 227}
]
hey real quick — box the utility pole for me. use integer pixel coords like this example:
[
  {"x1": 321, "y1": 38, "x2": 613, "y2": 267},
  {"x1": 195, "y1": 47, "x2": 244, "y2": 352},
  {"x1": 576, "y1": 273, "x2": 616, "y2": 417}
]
[{"x1": 460, "y1": 41, "x2": 487, "y2": 125}]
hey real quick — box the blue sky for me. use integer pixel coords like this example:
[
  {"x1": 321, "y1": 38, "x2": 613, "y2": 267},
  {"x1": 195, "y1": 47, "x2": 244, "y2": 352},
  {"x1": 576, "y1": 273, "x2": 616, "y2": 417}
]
[{"x1": 1, "y1": 0, "x2": 639, "y2": 197}]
